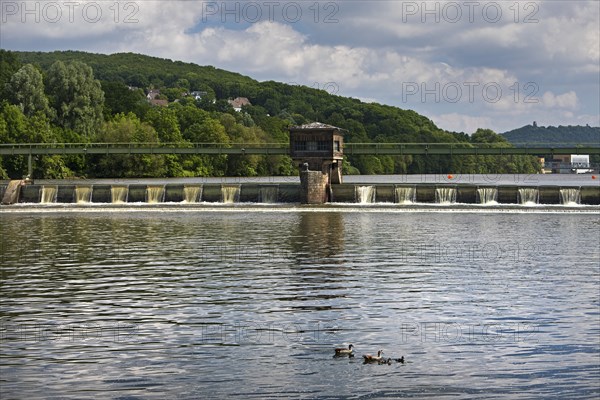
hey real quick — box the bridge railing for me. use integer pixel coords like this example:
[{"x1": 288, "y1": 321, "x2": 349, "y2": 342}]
[{"x1": 1, "y1": 142, "x2": 599, "y2": 155}]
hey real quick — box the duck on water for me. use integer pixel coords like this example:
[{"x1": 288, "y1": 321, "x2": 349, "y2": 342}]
[{"x1": 334, "y1": 344, "x2": 354, "y2": 356}]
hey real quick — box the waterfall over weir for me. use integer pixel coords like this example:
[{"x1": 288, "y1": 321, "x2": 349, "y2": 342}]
[
  {"x1": 435, "y1": 187, "x2": 456, "y2": 204},
  {"x1": 146, "y1": 186, "x2": 165, "y2": 203},
  {"x1": 477, "y1": 187, "x2": 498, "y2": 204},
  {"x1": 560, "y1": 188, "x2": 581, "y2": 205},
  {"x1": 258, "y1": 186, "x2": 278, "y2": 203},
  {"x1": 111, "y1": 186, "x2": 129, "y2": 203},
  {"x1": 395, "y1": 186, "x2": 416, "y2": 204},
  {"x1": 75, "y1": 186, "x2": 93, "y2": 203},
  {"x1": 356, "y1": 186, "x2": 376, "y2": 204},
  {"x1": 183, "y1": 186, "x2": 202, "y2": 203},
  {"x1": 221, "y1": 185, "x2": 240, "y2": 203},
  {"x1": 518, "y1": 188, "x2": 539, "y2": 205},
  {"x1": 40, "y1": 186, "x2": 58, "y2": 203}
]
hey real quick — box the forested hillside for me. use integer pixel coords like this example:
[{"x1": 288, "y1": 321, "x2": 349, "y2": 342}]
[
  {"x1": 502, "y1": 123, "x2": 600, "y2": 146},
  {"x1": 0, "y1": 50, "x2": 542, "y2": 179}
]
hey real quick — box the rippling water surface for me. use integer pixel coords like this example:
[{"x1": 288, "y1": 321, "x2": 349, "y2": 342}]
[{"x1": 1, "y1": 208, "x2": 599, "y2": 399}]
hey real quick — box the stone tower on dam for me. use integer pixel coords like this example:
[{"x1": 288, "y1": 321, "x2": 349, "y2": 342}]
[{"x1": 289, "y1": 122, "x2": 344, "y2": 204}]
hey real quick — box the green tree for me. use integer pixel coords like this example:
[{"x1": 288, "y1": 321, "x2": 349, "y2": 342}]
[
  {"x1": 45, "y1": 60, "x2": 105, "y2": 136},
  {"x1": 0, "y1": 50, "x2": 22, "y2": 102},
  {"x1": 6, "y1": 64, "x2": 51, "y2": 117},
  {"x1": 183, "y1": 119, "x2": 229, "y2": 175},
  {"x1": 93, "y1": 113, "x2": 165, "y2": 177}
]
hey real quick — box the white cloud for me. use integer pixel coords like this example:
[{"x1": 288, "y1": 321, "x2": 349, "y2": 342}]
[
  {"x1": 541, "y1": 91, "x2": 579, "y2": 110},
  {"x1": 431, "y1": 113, "x2": 493, "y2": 134}
]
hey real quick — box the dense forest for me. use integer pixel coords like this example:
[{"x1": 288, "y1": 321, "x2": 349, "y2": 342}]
[
  {"x1": 502, "y1": 123, "x2": 600, "y2": 145},
  {"x1": 0, "y1": 50, "x2": 544, "y2": 179}
]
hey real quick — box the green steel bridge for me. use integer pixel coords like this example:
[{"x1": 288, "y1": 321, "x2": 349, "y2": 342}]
[{"x1": 2, "y1": 142, "x2": 599, "y2": 156}]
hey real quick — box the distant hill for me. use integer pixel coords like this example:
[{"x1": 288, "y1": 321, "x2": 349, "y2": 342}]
[{"x1": 502, "y1": 124, "x2": 600, "y2": 147}]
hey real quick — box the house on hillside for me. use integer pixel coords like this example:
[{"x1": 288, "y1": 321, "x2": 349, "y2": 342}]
[
  {"x1": 228, "y1": 97, "x2": 251, "y2": 112},
  {"x1": 189, "y1": 91, "x2": 208, "y2": 100},
  {"x1": 147, "y1": 89, "x2": 161, "y2": 100}
]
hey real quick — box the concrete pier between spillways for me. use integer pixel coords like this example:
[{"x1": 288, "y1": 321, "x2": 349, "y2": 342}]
[{"x1": 0, "y1": 182, "x2": 599, "y2": 205}]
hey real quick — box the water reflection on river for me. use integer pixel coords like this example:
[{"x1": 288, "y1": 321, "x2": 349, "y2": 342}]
[{"x1": 1, "y1": 209, "x2": 599, "y2": 398}]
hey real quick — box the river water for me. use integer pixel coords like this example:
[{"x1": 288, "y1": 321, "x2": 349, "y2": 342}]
[{"x1": 1, "y1": 207, "x2": 599, "y2": 399}]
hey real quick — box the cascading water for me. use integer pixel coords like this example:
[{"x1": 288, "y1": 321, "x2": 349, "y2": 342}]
[
  {"x1": 518, "y1": 188, "x2": 539, "y2": 205},
  {"x1": 477, "y1": 187, "x2": 498, "y2": 205},
  {"x1": 258, "y1": 186, "x2": 278, "y2": 203},
  {"x1": 183, "y1": 186, "x2": 203, "y2": 203},
  {"x1": 111, "y1": 186, "x2": 129, "y2": 203},
  {"x1": 221, "y1": 185, "x2": 240, "y2": 203},
  {"x1": 74, "y1": 186, "x2": 93, "y2": 203},
  {"x1": 40, "y1": 186, "x2": 58, "y2": 203},
  {"x1": 146, "y1": 185, "x2": 165, "y2": 203},
  {"x1": 356, "y1": 186, "x2": 376, "y2": 204},
  {"x1": 435, "y1": 187, "x2": 456, "y2": 204},
  {"x1": 559, "y1": 188, "x2": 581, "y2": 205},
  {"x1": 395, "y1": 186, "x2": 416, "y2": 204}
]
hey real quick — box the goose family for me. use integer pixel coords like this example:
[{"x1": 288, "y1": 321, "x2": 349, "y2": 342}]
[{"x1": 334, "y1": 346, "x2": 405, "y2": 364}]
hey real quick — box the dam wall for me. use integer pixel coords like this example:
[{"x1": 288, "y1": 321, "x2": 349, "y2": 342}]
[{"x1": 1, "y1": 182, "x2": 598, "y2": 205}]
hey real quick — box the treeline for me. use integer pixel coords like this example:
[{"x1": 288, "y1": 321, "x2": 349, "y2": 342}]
[
  {"x1": 502, "y1": 123, "x2": 600, "y2": 145},
  {"x1": 0, "y1": 50, "x2": 541, "y2": 179}
]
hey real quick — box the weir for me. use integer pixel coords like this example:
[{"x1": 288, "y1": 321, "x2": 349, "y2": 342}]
[
  {"x1": 356, "y1": 186, "x2": 376, "y2": 203},
  {"x1": 40, "y1": 185, "x2": 58, "y2": 203},
  {"x1": 221, "y1": 185, "x2": 240, "y2": 203},
  {"x1": 75, "y1": 186, "x2": 93, "y2": 203},
  {"x1": 395, "y1": 186, "x2": 416, "y2": 204},
  {"x1": 258, "y1": 185, "x2": 278, "y2": 203},
  {"x1": 146, "y1": 185, "x2": 166, "y2": 203},
  {"x1": 183, "y1": 185, "x2": 203, "y2": 203},
  {"x1": 477, "y1": 187, "x2": 498, "y2": 205},
  {"x1": 435, "y1": 187, "x2": 456, "y2": 204},
  {"x1": 111, "y1": 186, "x2": 129, "y2": 203},
  {"x1": 518, "y1": 188, "x2": 539, "y2": 205},
  {"x1": 2, "y1": 182, "x2": 599, "y2": 205},
  {"x1": 559, "y1": 188, "x2": 580, "y2": 205}
]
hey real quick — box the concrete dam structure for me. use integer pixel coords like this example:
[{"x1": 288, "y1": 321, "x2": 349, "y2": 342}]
[{"x1": 1, "y1": 182, "x2": 599, "y2": 205}]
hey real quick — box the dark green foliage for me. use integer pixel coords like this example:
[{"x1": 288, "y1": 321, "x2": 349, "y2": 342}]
[{"x1": 502, "y1": 124, "x2": 600, "y2": 146}]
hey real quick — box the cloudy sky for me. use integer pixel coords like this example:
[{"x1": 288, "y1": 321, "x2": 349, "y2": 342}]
[{"x1": 1, "y1": 0, "x2": 598, "y2": 133}]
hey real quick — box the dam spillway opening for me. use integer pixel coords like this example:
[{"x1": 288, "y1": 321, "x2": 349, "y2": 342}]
[
  {"x1": 183, "y1": 186, "x2": 203, "y2": 203},
  {"x1": 258, "y1": 185, "x2": 279, "y2": 203},
  {"x1": 518, "y1": 188, "x2": 539, "y2": 205},
  {"x1": 356, "y1": 186, "x2": 376, "y2": 204},
  {"x1": 435, "y1": 187, "x2": 456, "y2": 204},
  {"x1": 111, "y1": 186, "x2": 129, "y2": 204},
  {"x1": 146, "y1": 185, "x2": 166, "y2": 204},
  {"x1": 395, "y1": 186, "x2": 416, "y2": 204},
  {"x1": 40, "y1": 185, "x2": 58, "y2": 204},
  {"x1": 559, "y1": 188, "x2": 581, "y2": 205},
  {"x1": 476, "y1": 187, "x2": 498, "y2": 205},
  {"x1": 221, "y1": 185, "x2": 241, "y2": 203},
  {"x1": 75, "y1": 186, "x2": 93, "y2": 203}
]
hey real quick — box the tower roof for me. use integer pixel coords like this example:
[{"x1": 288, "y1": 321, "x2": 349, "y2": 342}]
[{"x1": 291, "y1": 122, "x2": 343, "y2": 131}]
